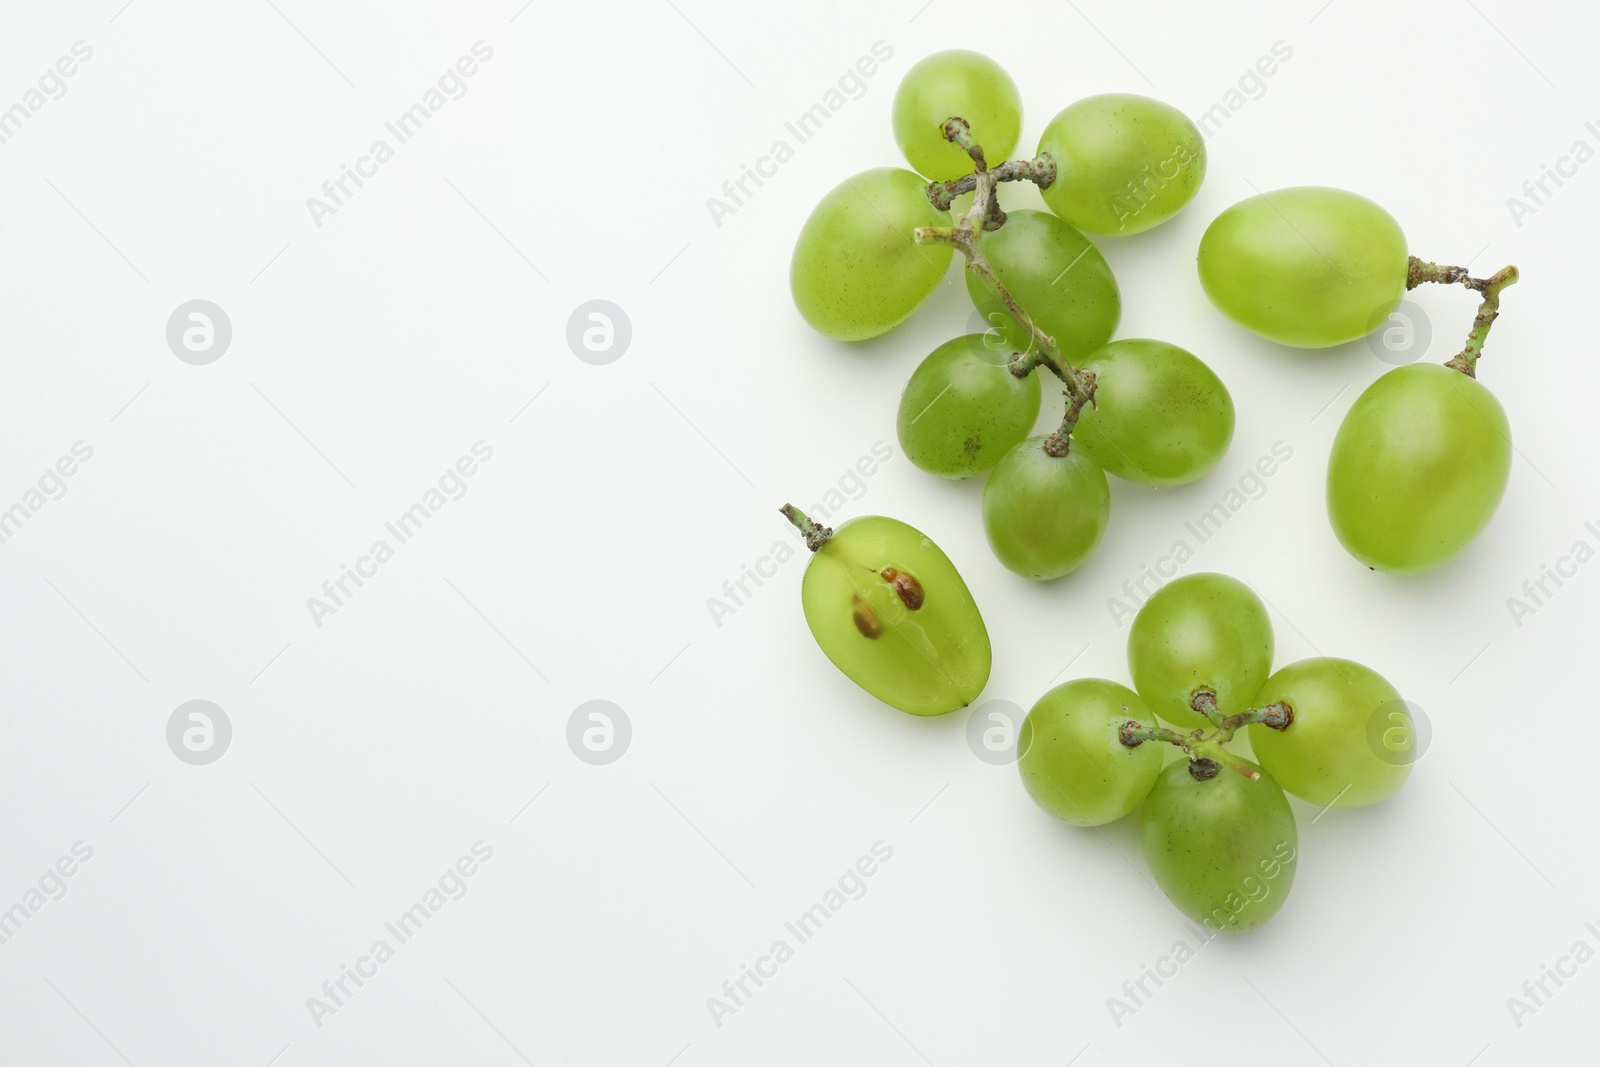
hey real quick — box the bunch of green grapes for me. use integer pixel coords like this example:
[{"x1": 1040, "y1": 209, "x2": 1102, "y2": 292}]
[
  {"x1": 1017, "y1": 573, "x2": 1416, "y2": 931},
  {"x1": 1197, "y1": 189, "x2": 1520, "y2": 574},
  {"x1": 791, "y1": 50, "x2": 1230, "y2": 580}
]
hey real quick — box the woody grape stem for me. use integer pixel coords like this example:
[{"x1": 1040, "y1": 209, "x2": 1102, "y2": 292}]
[{"x1": 1406, "y1": 256, "x2": 1520, "y2": 378}]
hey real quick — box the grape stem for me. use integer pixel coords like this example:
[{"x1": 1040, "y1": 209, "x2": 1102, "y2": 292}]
[
  {"x1": 779, "y1": 504, "x2": 833, "y2": 552},
  {"x1": 1405, "y1": 256, "x2": 1520, "y2": 378},
  {"x1": 911, "y1": 118, "x2": 1098, "y2": 446},
  {"x1": 1118, "y1": 689, "x2": 1293, "y2": 782}
]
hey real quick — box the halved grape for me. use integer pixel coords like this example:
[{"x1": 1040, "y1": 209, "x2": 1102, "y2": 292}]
[
  {"x1": 1197, "y1": 186, "x2": 1407, "y2": 348},
  {"x1": 1327, "y1": 363, "x2": 1511, "y2": 574},
  {"x1": 982, "y1": 438, "x2": 1109, "y2": 580},
  {"x1": 1037, "y1": 94, "x2": 1205, "y2": 235},
  {"x1": 1018, "y1": 678, "x2": 1162, "y2": 826},
  {"x1": 1127, "y1": 573, "x2": 1272, "y2": 729},
  {"x1": 1249, "y1": 658, "x2": 1411, "y2": 808},
  {"x1": 897, "y1": 335, "x2": 1041, "y2": 477},
  {"x1": 796, "y1": 514, "x2": 990, "y2": 715},
  {"x1": 1071, "y1": 338, "x2": 1234, "y2": 486},
  {"x1": 893, "y1": 50, "x2": 1022, "y2": 181},
  {"x1": 1141, "y1": 759, "x2": 1298, "y2": 932},
  {"x1": 965, "y1": 210, "x2": 1119, "y2": 361},
  {"x1": 791, "y1": 168, "x2": 954, "y2": 342}
]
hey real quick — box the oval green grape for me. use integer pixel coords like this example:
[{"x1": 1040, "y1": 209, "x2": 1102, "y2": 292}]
[
  {"x1": 791, "y1": 168, "x2": 955, "y2": 342},
  {"x1": 965, "y1": 209, "x2": 1120, "y2": 361},
  {"x1": 799, "y1": 515, "x2": 990, "y2": 715},
  {"x1": 1327, "y1": 363, "x2": 1511, "y2": 573},
  {"x1": 1141, "y1": 759, "x2": 1298, "y2": 932},
  {"x1": 982, "y1": 438, "x2": 1109, "y2": 580},
  {"x1": 1071, "y1": 338, "x2": 1235, "y2": 486},
  {"x1": 1018, "y1": 678, "x2": 1162, "y2": 826},
  {"x1": 1249, "y1": 657, "x2": 1411, "y2": 808},
  {"x1": 1127, "y1": 573, "x2": 1273, "y2": 730},
  {"x1": 892, "y1": 50, "x2": 1022, "y2": 182},
  {"x1": 897, "y1": 334, "x2": 1042, "y2": 477},
  {"x1": 1037, "y1": 93, "x2": 1206, "y2": 235},
  {"x1": 1197, "y1": 186, "x2": 1408, "y2": 348}
]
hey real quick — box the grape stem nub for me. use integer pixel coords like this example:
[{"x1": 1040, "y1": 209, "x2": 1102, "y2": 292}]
[
  {"x1": 912, "y1": 117, "x2": 1097, "y2": 439},
  {"x1": 1406, "y1": 256, "x2": 1520, "y2": 378},
  {"x1": 1119, "y1": 688, "x2": 1292, "y2": 781},
  {"x1": 780, "y1": 504, "x2": 833, "y2": 552}
]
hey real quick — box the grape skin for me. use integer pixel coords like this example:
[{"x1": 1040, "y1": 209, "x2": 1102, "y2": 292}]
[
  {"x1": 982, "y1": 439, "x2": 1109, "y2": 581},
  {"x1": 1071, "y1": 338, "x2": 1235, "y2": 486},
  {"x1": 892, "y1": 50, "x2": 1022, "y2": 182},
  {"x1": 1327, "y1": 363, "x2": 1512, "y2": 574},
  {"x1": 1249, "y1": 658, "x2": 1411, "y2": 808},
  {"x1": 1127, "y1": 572, "x2": 1273, "y2": 730},
  {"x1": 897, "y1": 335, "x2": 1041, "y2": 477},
  {"x1": 1018, "y1": 679, "x2": 1162, "y2": 826},
  {"x1": 1037, "y1": 93, "x2": 1206, "y2": 235},
  {"x1": 964, "y1": 210, "x2": 1120, "y2": 361},
  {"x1": 1197, "y1": 186, "x2": 1408, "y2": 348},
  {"x1": 1141, "y1": 759, "x2": 1299, "y2": 932},
  {"x1": 791, "y1": 168, "x2": 954, "y2": 342}
]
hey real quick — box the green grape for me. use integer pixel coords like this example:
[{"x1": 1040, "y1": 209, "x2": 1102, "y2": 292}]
[
  {"x1": 1197, "y1": 187, "x2": 1408, "y2": 348},
  {"x1": 1017, "y1": 679, "x2": 1162, "y2": 826},
  {"x1": 1141, "y1": 759, "x2": 1298, "y2": 932},
  {"x1": 965, "y1": 209, "x2": 1120, "y2": 361},
  {"x1": 1327, "y1": 363, "x2": 1511, "y2": 573},
  {"x1": 1071, "y1": 339, "x2": 1235, "y2": 486},
  {"x1": 982, "y1": 438, "x2": 1109, "y2": 580},
  {"x1": 1249, "y1": 658, "x2": 1411, "y2": 808},
  {"x1": 1128, "y1": 573, "x2": 1272, "y2": 730},
  {"x1": 1037, "y1": 94, "x2": 1206, "y2": 235},
  {"x1": 897, "y1": 334, "x2": 1042, "y2": 477},
  {"x1": 791, "y1": 168, "x2": 955, "y2": 342},
  {"x1": 892, "y1": 50, "x2": 1022, "y2": 182},
  {"x1": 795, "y1": 514, "x2": 990, "y2": 715}
]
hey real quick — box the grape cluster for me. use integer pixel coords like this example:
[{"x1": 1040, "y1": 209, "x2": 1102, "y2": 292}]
[
  {"x1": 1019, "y1": 573, "x2": 1413, "y2": 930},
  {"x1": 793, "y1": 50, "x2": 1230, "y2": 581}
]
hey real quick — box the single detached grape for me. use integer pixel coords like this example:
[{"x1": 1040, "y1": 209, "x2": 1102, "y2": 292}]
[
  {"x1": 892, "y1": 50, "x2": 1022, "y2": 182},
  {"x1": 1128, "y1": 573, "x2": 1272, "y2": 730},
  {"x1": 792, "y1": 512, "x2": 990, "y2": 715},
  {"x1": 897, "y1": 335, "x2": 1042, "y2": 477},
  {"x1": 791, "y1": 168, "x2": 955, "y2": 342},
  {"x1": 1141, "y1": 759, "x2": 1298, "y2": 932},
  {"x1": 1327, "y1": 363, "x2": 1511, "y2": 574},
  {"x1": 982, "y1": 438, "x2": 1110, "y2": 580},
  {"x1": 1197, "y1": 187, "x2": 1408, "y2": 348},
  {"x1": 1036, "y1": 93, "x2": 1206, "y2": 235},
  {"x1": 1071, "y1": 338, "x2": 1235, "y2": 486},
  {"x1": 1017, "y1": 679, "x2": 1161, "y2": 826},
  {"x1": 1249, "y1": 658, "x2": 1411, "y2": 808},
  {"x1": 964, "y1": 209, "x2": 1120, "y2": 361}
]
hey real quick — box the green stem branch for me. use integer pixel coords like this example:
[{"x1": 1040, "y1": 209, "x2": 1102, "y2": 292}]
[
  {"x1": 779, "y1": 504, "x2": 833, "y2": 552},
  {"x1": 1406, "y1": 256, "x2": 1520, "y2": 378}
]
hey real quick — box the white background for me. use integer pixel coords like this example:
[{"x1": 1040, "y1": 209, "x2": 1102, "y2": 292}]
[{"x1": 0, "y1": 0, "x2": 1594, "y2": 1063}]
